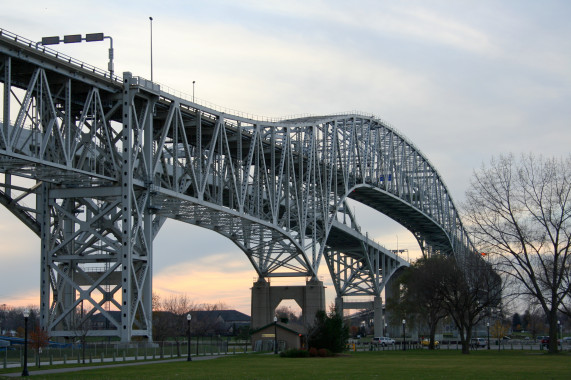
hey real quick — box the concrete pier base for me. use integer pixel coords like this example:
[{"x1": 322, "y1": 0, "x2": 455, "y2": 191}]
[{"x1": 250, "y1": 278, "x2": 325, "y2": 329}]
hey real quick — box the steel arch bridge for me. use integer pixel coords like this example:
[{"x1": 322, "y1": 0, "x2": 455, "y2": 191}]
[{"x1": 0, "y1": 29, "x2": 473, "y2": 341}]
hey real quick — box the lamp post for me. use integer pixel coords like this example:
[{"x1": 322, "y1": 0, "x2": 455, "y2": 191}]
[
  {"x1": 486, "y1": 322, "x2": 490, "y2": 350},
  {"x1": 274, "y1": 316, "x2": 278, "y2": 354},
  {"x1": 402, "y1": 319, "x2": 406, "y2": 351},
  {"x1": 193, "y1": 81, "x2": 196, "y2": 103},
  {"x1": 186, "y1": 314, "x2": 192, "y2": 361},
  {"x1": 21, "y1": 310, "x2": 29, "y2": 377},
  {"x1": 558, "y1": 320, "x2": 561, "y2": 349},
  {"x1": 384, "y1": 323, "x2": 387, "y2": 337}
]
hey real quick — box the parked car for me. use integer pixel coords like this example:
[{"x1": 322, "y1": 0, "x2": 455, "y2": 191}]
[
  {"x1": 470, "y1": 338, "x2": 487, "y2": 348},
  {"x1": 562, "y1": 337, "x2": 571, "y2": 343},
  {"x1": 372, "y1": 337, "x2": 395, "y2": 346},
  {"x1": 421, "y1": 338, "x2": 439, "y2": 347},
  {"x1": 540, "y1": 337, "x2": 561, "y2": 348}
]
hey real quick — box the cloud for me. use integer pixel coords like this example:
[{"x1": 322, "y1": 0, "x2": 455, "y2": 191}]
[
  {"x1": 153, "y1": 255, "x2": 255, "y2": 312},
  {"x1": 2, "y1": 0, "x2": 571, "y2": 316}
]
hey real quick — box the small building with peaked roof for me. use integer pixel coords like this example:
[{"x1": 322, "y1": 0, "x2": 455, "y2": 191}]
[{"x1": 251, "y1": 321, "x2": 305, "y2": 352}]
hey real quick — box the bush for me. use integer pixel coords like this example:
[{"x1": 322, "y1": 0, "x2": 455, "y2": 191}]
[
  {"x1": 318, "y1": 348, "x2": 332, "y2": 357},
  {"x1": 279, "y1": 349, "x2": 309, "y2": 358},
  {"x1": 307, "y1": 347, "x2": 333, "y2": 357}
]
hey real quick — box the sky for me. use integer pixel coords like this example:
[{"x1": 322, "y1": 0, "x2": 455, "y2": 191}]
[{"x1": 1, "y1": 0, "x2": 570, "y2": 315}]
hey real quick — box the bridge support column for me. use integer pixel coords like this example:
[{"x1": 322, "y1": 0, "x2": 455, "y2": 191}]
[
  {"x1": 251, "y1": 278, "x2": 272, "y2": 329},
  {"x1": 304, "y1": 279, "x2": 326, "y2": 325},
  {"x1": 335, "y1": 296, "x2": 344, "y2": 316},
  {"x1": 250, "y1": 278, "x2": 325, "y2": 329},
  {"x1": 373, "y1": 296, "x2": 383, "y2": 337}
]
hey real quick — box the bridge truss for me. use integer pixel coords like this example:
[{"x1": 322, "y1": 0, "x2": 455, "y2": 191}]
[{"x1": 0, "y1": 29, "x2": 473, "y2": 341}]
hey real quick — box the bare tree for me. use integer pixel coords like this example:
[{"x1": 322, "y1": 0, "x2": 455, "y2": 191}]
[
  {"x1": 275, "y1": 305, "x2": 302, "y2": 325},
  {"x1": 396, "y1": 255, "x2": 450, "y2": 350},
  {"x1": 463, "y1": 154, "x2": 571, "y2": 353},
  {"x1": 437, "y1": 253, "x2": 502, "y2": 354},
  {"x1": 154, "y1": 294, "x2": 195, "y2": 356},
  {"x1": 191, "y1": 302, "x2": 229, "y2": 336}
]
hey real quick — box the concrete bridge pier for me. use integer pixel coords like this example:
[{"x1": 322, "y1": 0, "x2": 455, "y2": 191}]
[
  {"x1": 335, "y1": 296, "x2": 344, "y2": 315},
  {"x1": 335, "y1": 295, "x2": 383, "y2": 337},
  {"x1": 373, "y1": 296, "x2": 383, "y2": 337},
  {"x1": 250, "y1": 278, "x2": 325, "y2": 329}
]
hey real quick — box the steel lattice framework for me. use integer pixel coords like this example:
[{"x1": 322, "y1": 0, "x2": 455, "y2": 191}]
[{"x1": 0, "y1": 29, "x2": 473, "y2": 342}]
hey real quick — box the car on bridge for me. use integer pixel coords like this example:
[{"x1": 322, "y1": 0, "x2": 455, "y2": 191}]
[{"x1": 372, "y1": 337, "x2": 395, "y2": 346}]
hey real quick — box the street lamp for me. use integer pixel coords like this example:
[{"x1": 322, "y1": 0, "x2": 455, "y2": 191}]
[
  {"x1": 486, "y1": 322, "x2": 490, "y2": 350},
  {"x1": 274, "y1": 316, "x2": 278, "y2": 354},
  {"x1": 186, "y1": 314, "x2": 192, "y2": 361},
  {"x1": 556, "y1": 321, "x2": 563, "y2": 345},
  {"x1": 21, "y1": 310, "x2": 29, "y2": 377},
  {"x1": 384, "y1": 323, "x2": 387, "y2": 337},
  {"x1": 402, "y1": 319, "x2": 406, "y2": 351}
]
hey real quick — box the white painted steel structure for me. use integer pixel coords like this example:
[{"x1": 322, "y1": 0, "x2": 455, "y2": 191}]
[{"x1": 0, "y1": 29, "x2": 473, "y2": 342}]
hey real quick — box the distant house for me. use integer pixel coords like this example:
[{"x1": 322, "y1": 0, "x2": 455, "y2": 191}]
[{"x1": 190, "y1": 310, "x2": 250, "y2": 336}]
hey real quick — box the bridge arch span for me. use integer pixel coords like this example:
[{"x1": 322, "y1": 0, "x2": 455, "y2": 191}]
[{"x1": 0, "y1": 29, "x2": 475, "y2": 342}]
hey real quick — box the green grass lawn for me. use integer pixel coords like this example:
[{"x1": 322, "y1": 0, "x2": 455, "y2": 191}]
[{"x1": 1, "y1": 350, "x2": 570, "y2": 379}]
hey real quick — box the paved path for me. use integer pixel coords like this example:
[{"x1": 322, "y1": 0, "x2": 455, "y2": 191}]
[{"x1": 0, "y1": 355, "x2": 223, "y2": 377}]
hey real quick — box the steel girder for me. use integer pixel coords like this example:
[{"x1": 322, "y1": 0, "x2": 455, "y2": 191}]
[{"x1": 0, "y1": 30, "x2": 474, "y2": 341}]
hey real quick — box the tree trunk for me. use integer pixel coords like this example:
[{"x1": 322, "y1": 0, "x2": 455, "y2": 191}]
[
  {"x1": 548, "y1": 311, "x2": 559, "y2": 354},
  {"x1": 429, "y1": 322, "x2": 437, "y2": 350},
  {"x1": 460, "y1": 325, "x2": 471, "y2": 354}
]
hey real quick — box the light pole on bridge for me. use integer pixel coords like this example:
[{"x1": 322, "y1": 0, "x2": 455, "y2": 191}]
[{"x1": 149, "y1": 17, "x2": 154, "y2": 82}]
